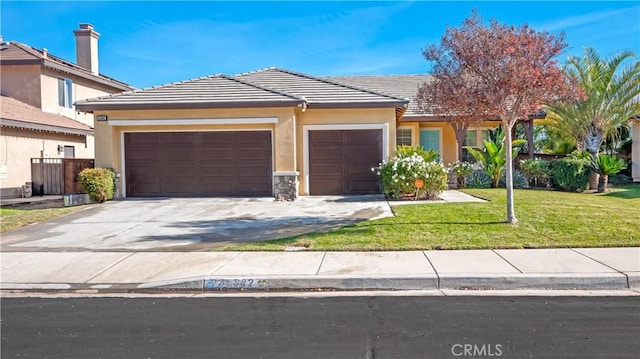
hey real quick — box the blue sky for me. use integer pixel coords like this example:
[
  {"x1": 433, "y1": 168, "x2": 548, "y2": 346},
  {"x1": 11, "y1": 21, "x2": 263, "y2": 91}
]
[{"x1": 2, "y1": 1, "x2": 639, "y2": 88}]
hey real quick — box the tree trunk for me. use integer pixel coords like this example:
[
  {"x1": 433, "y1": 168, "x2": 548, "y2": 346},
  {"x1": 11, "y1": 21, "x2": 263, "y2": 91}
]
[
  {"x1": 504, "y1": 122, "x2": 518, "y2": 224},
  {"x1": 597, "y1": 174, "x2": 608, "y2": 193},
  {"x1": 585, "y1": 127, "x2": 603, "y2": 191},
  {"x1": 452, "y1": 124, "x2": 468, "y2": 163}
]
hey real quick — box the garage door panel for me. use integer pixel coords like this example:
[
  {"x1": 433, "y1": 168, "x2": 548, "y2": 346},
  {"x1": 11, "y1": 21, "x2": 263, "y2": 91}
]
[
  {"x1": 125, "y1": 131, "x2": 272, "y2": 197},
  {"x1": 310, "y1": 131, "x2": 342, "y2": 144},
  {"x1": 309, "y1": 129, "x2": 381, "y2": 195}
]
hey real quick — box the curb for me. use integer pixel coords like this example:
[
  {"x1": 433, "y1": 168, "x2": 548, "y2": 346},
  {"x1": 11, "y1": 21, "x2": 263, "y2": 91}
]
[{"x1": 1, "y1": 273, "x2": 636, "y2": 293}]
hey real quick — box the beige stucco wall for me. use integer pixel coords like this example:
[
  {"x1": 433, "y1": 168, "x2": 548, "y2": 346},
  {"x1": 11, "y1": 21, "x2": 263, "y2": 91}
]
[
  {"x1": 632, "y1": 119, "x2": 640, "y2": 182},
  {"x1": 0, "y1": 128, "x2": 91, "y2": 197},
  {"x1": 295, "y1": 107, "x2": 396, "y2": 195},
  {"x1": 0, "y1": 65, "x2": 42, "y2": 108}
]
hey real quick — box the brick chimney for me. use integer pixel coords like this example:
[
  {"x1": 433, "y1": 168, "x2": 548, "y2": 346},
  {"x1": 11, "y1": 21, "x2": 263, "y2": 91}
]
[{"x1": 73, "y1": 23, "x2": 99, "y2": 74}]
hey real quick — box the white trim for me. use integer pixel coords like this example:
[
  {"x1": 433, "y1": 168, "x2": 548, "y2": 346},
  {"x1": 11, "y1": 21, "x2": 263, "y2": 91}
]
[
  {"x1": 273, "y1": 171, "x2": 300, "y2": 176},
  {"x1": 119, "y1": 129, "x2": 274, "y2": 198},
  {"x1": 109, "y1": 117, "x2": 279, "y2": 126},
  {"x1": 419, "y1": 128, "x2": 443, "y2": 159},
  {"x1": 302, "y1": 123, "x2": 388, "y2": 195}
]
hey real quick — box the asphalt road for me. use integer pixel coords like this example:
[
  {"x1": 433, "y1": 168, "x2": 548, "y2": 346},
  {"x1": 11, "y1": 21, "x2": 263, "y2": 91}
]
[{"x1": 2, "y1": 296, "x2": 639, "y2": 358}]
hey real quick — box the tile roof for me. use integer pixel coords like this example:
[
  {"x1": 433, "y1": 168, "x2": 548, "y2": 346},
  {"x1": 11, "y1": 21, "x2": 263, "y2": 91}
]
[
  {"x1": 0, "y1": 95, "x2": 93, "y2": 136},
  {"x1": 324, "y1": 74, "x2": 433, "y2": 117},
  {"x1": 75, "y1": 74, "x2": 306, "y2": 111},
  {"x1": 0, "y1": 41, "x2": 132, "y2": 91},
  {"x1": 236, "y1": 68, "x2": 409, "y2": 108},
  {"x1": 76, "y1": 68, "x2": 410, "y2": 112}
]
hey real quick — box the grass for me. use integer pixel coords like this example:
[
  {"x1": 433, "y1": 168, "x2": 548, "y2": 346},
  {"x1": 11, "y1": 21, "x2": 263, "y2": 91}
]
[
  {"x1": 0, "y1": 206, "x2": 83, "y2": 232},
  {"x1": 224, "y1": 185, "x2": 640, "y2": 251}
]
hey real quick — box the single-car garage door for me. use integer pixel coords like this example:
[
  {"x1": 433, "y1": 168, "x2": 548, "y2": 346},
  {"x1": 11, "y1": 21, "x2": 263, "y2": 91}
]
[
  {"x1": 124, "y1": 131, "x2": 272, "y2": 197},
  {"x1": 309, "y1": 129, "x2": 382, "y2": 195}
]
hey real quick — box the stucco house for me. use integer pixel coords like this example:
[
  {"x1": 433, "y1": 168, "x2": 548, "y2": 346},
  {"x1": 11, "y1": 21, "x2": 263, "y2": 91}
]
[
  {"x1": 632, "y1": 116, "x2": 640, "y2": 182},
  {"x1": 76, "y1": 68, "x2": 410, "y2": 198},
  {"x1": 0, "y1": 24, "x2": 132, "y2": 198}
]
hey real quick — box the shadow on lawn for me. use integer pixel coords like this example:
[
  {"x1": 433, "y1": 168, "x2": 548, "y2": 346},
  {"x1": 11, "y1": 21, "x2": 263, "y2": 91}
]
[{"x1": 601, "y1": 186, "x2": 640, "y2": 199}]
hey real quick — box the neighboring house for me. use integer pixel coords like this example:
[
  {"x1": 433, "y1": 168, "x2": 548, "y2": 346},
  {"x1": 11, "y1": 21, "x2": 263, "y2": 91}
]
[
  {"x1": 76, "y1": 68, "x2": 409, "y2": 198},
  {"x1": 632, "y1": 115, "x2": 640, "y2": 182},
  {"x1": 0, "y1": 24, "x2": 132, "y2": 198}
]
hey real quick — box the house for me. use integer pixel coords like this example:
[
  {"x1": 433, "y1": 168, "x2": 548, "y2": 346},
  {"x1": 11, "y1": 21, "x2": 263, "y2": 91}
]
[
  {"x1": 0, "y1": 24, "x2": 133, "y2": 198},
  {"x1": 632, "y1": 115, "x2": 640, "y2": 182},
  {"x1": 75, "y1": 68, "x2": 409, "y2": 198}
]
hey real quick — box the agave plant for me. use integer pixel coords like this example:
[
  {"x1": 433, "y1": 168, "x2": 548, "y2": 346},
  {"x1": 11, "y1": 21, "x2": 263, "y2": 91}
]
[
  {"x1": 466, "y1": 126, "x2": 526, "y2": 188},
  {"x1": 591, "y1": 154, "x2": 627, "y2": 193}
]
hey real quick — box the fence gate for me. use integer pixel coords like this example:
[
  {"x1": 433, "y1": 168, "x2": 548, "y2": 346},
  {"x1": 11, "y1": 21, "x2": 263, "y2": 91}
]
[
  {"x1": 31, "y1": 158, "x2": 95, "y2": 195},
  {"x1": 63, "y1": 159, "x2": 95, "y2": 194}
]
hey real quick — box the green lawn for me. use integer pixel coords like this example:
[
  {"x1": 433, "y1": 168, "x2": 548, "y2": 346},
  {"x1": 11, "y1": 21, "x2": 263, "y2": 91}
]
[
  {"x1": 0, "y1": 206, "x2": 83, "y2": 232},
  {"x1": 225, "y1": 185, "x2": 640, "y2": 251}
]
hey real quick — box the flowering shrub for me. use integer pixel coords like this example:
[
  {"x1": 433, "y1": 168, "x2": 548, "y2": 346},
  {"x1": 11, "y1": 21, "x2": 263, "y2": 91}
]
[
  {"x1": 448, "y1": 161, "x2": 474, "y2": 188},
  {"x1": 373, "y1": 152, "x2": 448, "y2": 200}
]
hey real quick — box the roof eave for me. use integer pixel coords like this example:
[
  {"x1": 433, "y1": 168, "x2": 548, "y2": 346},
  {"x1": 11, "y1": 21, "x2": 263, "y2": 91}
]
[
  {"x1": 307, "y1": 101, "x2": 409, "y2": 109},
  {"x1": 75, "y1": 100, "x2": 306, "y2": 113},
  {"x1": 42, "y1": 60, "x2": 132, "y2": 91},
  {"x1": 0, "y1": 118, "x2": 93, "y2": 136}
]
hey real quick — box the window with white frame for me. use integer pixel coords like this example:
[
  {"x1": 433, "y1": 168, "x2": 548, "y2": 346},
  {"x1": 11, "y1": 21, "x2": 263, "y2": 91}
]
[
  {"x1": 396, "y1": 128, "x2": 413, "y2": 146},
  {"x1": 462, "y1": 128, "x2": 492, "y2": 162},
  {"x1": 58, "y1": 78, "x2": 73, "y2": 108}
]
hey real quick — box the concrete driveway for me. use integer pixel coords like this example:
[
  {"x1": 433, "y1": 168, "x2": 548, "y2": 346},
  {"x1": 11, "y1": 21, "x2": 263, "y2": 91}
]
[{"x1": 0, "y1": 196, "x2": 393, "y2": 252}]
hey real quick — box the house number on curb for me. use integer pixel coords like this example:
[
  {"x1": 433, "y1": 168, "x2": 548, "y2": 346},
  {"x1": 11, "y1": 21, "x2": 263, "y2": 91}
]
[{"x1": 205, "y1": 279, "x2": 268, "y2": 289}]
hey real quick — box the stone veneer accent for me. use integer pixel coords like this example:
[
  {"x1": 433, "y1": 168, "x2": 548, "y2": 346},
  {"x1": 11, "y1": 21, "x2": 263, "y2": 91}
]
[{"x1": 273, "y1": 172, "x2": 299, "y2": 201}]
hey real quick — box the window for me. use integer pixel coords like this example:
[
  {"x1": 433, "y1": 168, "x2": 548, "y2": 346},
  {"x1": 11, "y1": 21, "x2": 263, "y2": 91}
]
[
  {"x1": 462, "y1": 130, "x2": 478, "y2": 162},
  {"x1": 396, "y1": 128, "x2": 413, "y2": 146},
  {"x1": 58, "y1": 78, "x2": 73, "y2": 108},
  {"x1": 462, "y1": 128, "x2": 494, "y2": 162}
]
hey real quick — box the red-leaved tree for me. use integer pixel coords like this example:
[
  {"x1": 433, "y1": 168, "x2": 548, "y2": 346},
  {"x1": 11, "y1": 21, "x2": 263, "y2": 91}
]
[{"x1": 417, "y1": 11, "x2": 571, "y2": 224}]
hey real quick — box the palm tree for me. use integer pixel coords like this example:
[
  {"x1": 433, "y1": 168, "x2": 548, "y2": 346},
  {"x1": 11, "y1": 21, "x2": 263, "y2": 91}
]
[{"x1": 545, "y1": 48, "x2": 640, "y2": 189}]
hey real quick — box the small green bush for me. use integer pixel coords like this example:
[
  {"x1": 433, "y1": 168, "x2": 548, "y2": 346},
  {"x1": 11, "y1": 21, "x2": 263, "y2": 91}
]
[
  {"x1": 466, "y1": 171, "x2": 492, "y2": 188},
  {"x1": 449, "y1": 161, "x2": 474, "y2": 188},
  {"x1": 519, "y1": 159, "x2": 551, "y2": 187},
  {"x1": 373, "y1": 151, "x2": 448, "y2": 200},
  {"x1": 499, "y1": 169, "x2": 528, "y2": 189},
  {"x1": 550, "y1": 158, "x2": 590, "y2": 192},
  {"x1": 79, "y1": 167, "x2": 116, "y2": 203},
  {"x1": 395, "y1": 145, "x2": 438, "y2": 162}
]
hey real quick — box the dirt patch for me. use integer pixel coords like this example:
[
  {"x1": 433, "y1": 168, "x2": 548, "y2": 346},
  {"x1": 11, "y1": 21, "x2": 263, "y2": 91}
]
[{"x1": 3, "y1": 199, "x2": 65, "y2": 210}]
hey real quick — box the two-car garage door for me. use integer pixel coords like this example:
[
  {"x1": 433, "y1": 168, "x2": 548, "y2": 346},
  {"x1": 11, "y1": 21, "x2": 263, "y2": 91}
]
[
  {"x1": 124, "y1": 131, "x2": 272, "y2": 197},
  {"x1": 124, "y1": 129, "x2": 382, "y2": 197}
]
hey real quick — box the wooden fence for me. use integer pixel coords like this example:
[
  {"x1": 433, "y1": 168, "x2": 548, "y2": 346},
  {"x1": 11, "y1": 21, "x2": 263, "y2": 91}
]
[{"x1": 31, "y1": 158, "x2": 94, "y2": 196}]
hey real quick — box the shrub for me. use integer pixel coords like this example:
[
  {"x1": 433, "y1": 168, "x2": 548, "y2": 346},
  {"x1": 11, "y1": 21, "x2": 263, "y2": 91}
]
[
  {"x1": 395, "y1": 145, "x2": 438, "y2": 162},
  {"x1": 590, "y1": 154, "x2": 627, "y2": 193},
  {"x1": 374, "y1": 152, "x2": 448, "y2": 200},
  {"x1": 499, "y1": 169, "x2": 528, "y2": 189},
  {"x1": 466, "y1": 171, "x2": 492, "y2": 188},
  {"x1": 549, "y1": 158, "x2": 590, "y2": 192},
  {"x1": 449, "y1": 161, "x2": 474, "y2": 188},
  {"x1": 79, "y1": 167, "x2": 116, "y2": 203},
  {"x1": 519, "y1": 159, "x2": 551, "y2": 187}
]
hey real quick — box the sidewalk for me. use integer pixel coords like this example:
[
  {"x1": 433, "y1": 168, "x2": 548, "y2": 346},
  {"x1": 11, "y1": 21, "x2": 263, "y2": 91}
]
[{"x1": 1, "y1": 247, "x2": 638, "y2": 292}]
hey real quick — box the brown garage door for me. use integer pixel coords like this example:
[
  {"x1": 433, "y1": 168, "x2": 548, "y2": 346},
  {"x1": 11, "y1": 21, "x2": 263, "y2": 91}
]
[
  {"x1": 309, "y1": 129, "x2": 382, "y2": 195},
  {"x1": 124, "y1": 131, "x2": 272, "y2": 197}
]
